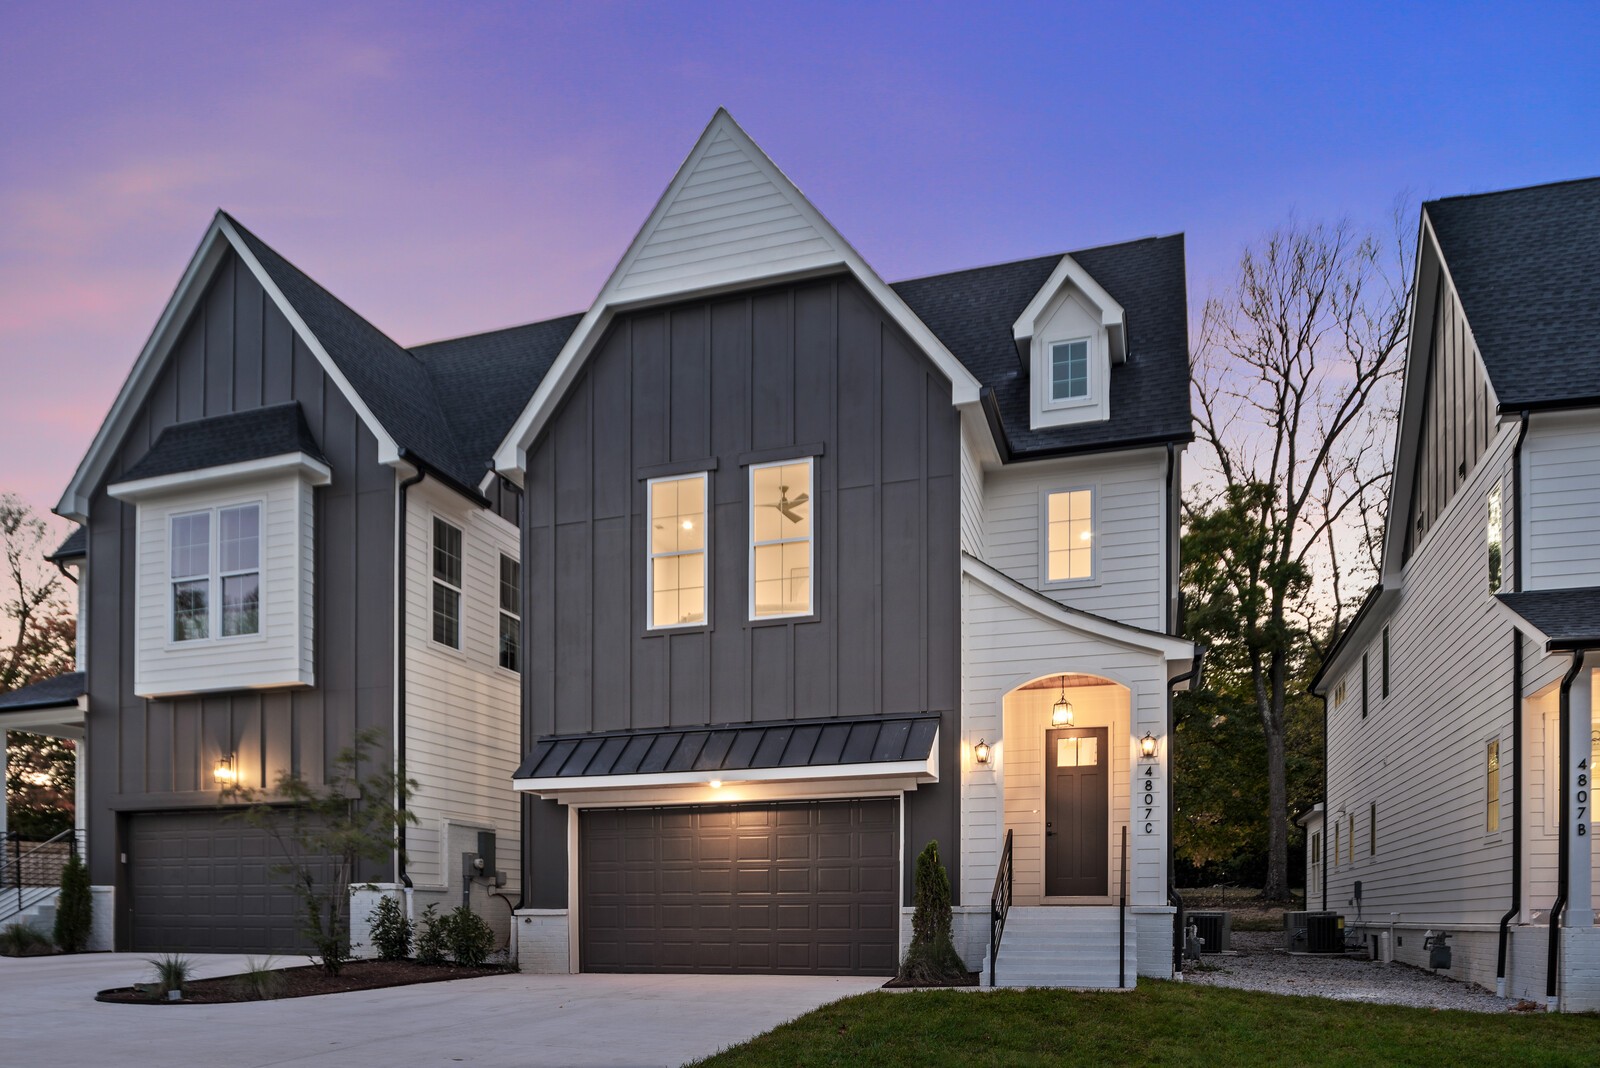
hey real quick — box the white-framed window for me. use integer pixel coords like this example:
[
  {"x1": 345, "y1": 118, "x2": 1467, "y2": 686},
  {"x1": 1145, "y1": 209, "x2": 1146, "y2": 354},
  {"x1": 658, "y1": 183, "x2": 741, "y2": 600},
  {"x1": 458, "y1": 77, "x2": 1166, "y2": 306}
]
[
  {"x1": 432, "y1": 517, "x2": 463, "y2": 649},
  {"x1": 750, "y1": 459, "x2": 812, "y2": 619},
  {"x1": 1486, "y1": 739, "x2": 1501, "y2": 833},
  {"x1": 1047, "y1": 338, "x2": 1091, "y2": 404},
  {"x1": 648, "y1": 473, "x2": 708, "y2": 628},
  {"x1": 1487, "y1": 481, "x2": 1504, "y2": 593},
  {"x1": 169, "y1": 503, "x2": 260, "y2": 642},
  {"x1": 1332, "y1": 821, "x2": 1340, "y2": 869},
  {"x1": 1043, "y1": 487, "x2": 1094, "y2": 584},
  {"x1": 1333, "y1": 678, "x2": 1348, "y2": 707},
  {"x1": 498, "y1": 554, "x2": 521, "y2": 672},
  {"x1": 1347, "y1": 813, "x2": 1355, "y2": 864}
]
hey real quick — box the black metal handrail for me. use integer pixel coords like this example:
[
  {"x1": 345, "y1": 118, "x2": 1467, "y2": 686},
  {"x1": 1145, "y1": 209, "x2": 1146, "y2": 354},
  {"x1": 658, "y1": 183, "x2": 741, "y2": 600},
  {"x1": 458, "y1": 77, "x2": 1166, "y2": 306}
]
[
  {"x1": 1118, "y1": 824, "x2": 1129, "y2": 988},
  {"x1": 989, "y1": 828, "x2": 1013, "y2": 986},
  {"x1": 1, "y1": 828, "x2": 82, "y2": 919}
]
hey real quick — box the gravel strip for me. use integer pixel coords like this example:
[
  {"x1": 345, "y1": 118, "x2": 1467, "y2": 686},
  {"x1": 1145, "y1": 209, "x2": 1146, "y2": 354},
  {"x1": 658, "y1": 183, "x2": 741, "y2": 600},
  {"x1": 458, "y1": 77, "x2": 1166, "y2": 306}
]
[{"x1": 1183, "y1": 931, "x2": 1522, "y2": 1014}]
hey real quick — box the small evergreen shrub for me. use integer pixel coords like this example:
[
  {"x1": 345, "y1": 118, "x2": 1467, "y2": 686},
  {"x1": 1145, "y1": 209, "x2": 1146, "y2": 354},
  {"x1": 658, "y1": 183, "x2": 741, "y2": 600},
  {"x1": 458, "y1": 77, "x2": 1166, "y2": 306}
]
[
  {"x1": 54, "y1": 851, "x2": 93, "y2": 953},
  {"x1": 414, "y1": 904, "x2": 447, "y2": 965},
  {"x1": 441, "y1": 905, "x2": 496, "y2": 967},
  {"x1": 367, "y1": 895, "x2": 413, "y2": 961},
  {"x1": 896, "y1": 840, "x2": 969, "y2": 986}
]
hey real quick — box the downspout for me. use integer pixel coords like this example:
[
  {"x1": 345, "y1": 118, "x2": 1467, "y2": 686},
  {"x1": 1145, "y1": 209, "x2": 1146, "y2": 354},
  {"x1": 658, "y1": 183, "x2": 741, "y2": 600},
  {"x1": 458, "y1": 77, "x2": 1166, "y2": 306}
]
[
  {"x1": 1546, "y1": 651, "x2": 1587, "y2": 1010},
  {"x1": 1320, "y1": 693, "x2": 1329, "y2": 910},
  {"x1": 1495, "y1": 632, "x2": 1522, "y2": 996},
  {"x1": 395, "y1": 459, "x2": 427, "y2": 896},
  {"x1": 1164, "y1": 443, "x2": 1178, "y2": 636}
]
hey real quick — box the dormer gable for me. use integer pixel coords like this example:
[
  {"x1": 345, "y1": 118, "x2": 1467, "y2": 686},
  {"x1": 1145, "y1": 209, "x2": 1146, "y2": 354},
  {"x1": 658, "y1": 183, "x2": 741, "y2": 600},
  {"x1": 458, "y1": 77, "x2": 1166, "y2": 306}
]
[{"x1": 1012, "y1": 254, "x2": 1126, "y2": 430}]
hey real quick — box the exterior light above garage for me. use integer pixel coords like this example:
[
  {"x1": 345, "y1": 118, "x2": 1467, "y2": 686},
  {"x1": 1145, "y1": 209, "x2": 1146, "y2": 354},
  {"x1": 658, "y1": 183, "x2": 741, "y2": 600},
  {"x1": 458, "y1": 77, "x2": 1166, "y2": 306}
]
[
  {"x1": 1051, "y1": 676, "x2": 1074, "y2": 727},
  {"x1": 213, "y1": 754, "x2": 237, "y2": 785}
]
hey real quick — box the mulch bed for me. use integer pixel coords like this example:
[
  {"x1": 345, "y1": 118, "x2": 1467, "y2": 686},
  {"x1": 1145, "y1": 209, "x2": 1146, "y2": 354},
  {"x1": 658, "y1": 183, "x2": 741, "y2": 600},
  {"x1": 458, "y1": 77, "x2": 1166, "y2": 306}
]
[
  {"x1": 882, "y1": 971, "x2": 980, "y2": 988},
  {"x1": 95, "y1": 959, "x2": 511, "y2": 1004}
]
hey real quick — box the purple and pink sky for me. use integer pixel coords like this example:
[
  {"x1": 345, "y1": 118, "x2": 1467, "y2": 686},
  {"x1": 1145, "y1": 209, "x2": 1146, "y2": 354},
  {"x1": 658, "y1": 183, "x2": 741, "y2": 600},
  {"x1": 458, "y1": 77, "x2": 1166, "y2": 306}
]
[{"x1": 3, "y1": 2, "x2": 1597, "y2": 530}]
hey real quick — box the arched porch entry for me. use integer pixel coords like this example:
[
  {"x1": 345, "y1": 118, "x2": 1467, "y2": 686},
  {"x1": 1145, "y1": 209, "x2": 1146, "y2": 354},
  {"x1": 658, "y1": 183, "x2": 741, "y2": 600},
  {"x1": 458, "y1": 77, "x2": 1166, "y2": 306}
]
[{"x1": 1000, "y1": 672, "x2": 1130, "y2": 905}]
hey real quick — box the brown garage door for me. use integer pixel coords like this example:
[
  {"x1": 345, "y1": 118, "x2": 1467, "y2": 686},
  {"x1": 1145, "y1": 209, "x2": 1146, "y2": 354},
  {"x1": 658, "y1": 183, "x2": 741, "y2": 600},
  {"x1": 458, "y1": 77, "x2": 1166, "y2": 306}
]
[
  {"x1": 128, "y1": 810, "x2": 331, "y2": 953},
  {"x1": 580, "y1": 799, "x2": 898, "y2": 975}
]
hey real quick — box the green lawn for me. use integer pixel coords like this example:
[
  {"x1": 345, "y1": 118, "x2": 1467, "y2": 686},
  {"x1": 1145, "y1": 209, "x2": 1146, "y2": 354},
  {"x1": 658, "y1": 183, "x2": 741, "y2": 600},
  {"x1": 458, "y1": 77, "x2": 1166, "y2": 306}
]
[{"x1": 690, "y1": 982, "x2": 1600, "y2": 1068}]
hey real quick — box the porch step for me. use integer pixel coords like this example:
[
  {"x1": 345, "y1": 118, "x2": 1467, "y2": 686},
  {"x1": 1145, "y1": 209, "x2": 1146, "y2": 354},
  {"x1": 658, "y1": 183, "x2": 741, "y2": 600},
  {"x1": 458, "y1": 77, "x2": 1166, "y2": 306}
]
[
  {"x1": 991, "y1": 906, "x2": 1138, "y2": 989},
  {"x1": 0, "y1": 889, "x2": 60, "y2": 932}
]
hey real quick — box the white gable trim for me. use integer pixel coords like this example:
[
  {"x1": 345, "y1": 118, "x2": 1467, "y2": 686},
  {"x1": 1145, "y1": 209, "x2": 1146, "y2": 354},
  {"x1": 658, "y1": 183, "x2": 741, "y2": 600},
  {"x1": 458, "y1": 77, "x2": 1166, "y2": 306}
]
[
  {"x1": 57, "y1": 214, "x2": 400, "y2": 522},
  {"x1": 492, "y1": 109, "x2": 983, "y2": 481},
  {"x1": 961, "y1": 553, "x2": 1193, "y2": 662},
  {"x1": 107, "y1": 451, "x2": 332, "y2": 502},
  {"x1": 1013, "y1": 253, "x2": 1126, "y2": 363}
]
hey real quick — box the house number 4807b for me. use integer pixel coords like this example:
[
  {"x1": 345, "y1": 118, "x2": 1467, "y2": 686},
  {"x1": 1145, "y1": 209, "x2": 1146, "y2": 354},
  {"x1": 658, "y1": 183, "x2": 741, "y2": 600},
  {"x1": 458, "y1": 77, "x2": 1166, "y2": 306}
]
[
  {"x1": 1140, "y1": 765, "x2": 1160, "y2": 835},
  {"x1": 1578, "y1": 758, "x2": 1589, "y2": 838}
]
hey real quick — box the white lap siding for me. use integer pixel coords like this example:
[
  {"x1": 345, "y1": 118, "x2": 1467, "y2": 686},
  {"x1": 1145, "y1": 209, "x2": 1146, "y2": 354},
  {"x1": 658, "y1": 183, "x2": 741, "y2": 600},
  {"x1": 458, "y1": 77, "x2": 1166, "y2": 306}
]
[
  {"x1": 959, "y1": 420, "x2": 987, "y2": 558},
  {"x1": 1326, "y1": 425, "x2": 1519, "y2": 927},
  {"x1": 1523, "y1": 411, "x2": 1600, "y2": 590},
  {"x1": 403, "y1": 481, "x2": 522, "y2": 899},
  {"x1": 980, "y1": 448, "x2": 1167, "y2": 632}
]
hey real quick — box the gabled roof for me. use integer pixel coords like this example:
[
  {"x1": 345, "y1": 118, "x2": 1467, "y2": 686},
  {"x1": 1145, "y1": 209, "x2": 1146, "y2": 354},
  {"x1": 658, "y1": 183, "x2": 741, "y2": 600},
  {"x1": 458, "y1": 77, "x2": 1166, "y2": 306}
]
[
  {"x1": 113, "y1": 402, "x2": 324, "y2": 484},
  {"x1": 0, "y1": 671, "x2": 85, "y2": 712},
  {"x1": 1425, "y1": 177, "x2": 1600, "y2": 411},
  {"x1": 1497, "y1": 588, "x2": 1600, "y2": 652},
  {"x1": 47, "y1": 526, "x2": 86, "y2": 562},
  {"x1": 893, "y1": 235, "x2": 1193, "y2": 458}
]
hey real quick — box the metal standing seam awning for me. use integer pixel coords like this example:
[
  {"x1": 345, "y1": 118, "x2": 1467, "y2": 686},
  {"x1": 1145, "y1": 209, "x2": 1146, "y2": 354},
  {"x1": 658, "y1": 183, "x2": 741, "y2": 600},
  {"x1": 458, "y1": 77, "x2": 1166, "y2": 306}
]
[{"x1": 512, "y1": 713, "x2": 940, "y2": 796}]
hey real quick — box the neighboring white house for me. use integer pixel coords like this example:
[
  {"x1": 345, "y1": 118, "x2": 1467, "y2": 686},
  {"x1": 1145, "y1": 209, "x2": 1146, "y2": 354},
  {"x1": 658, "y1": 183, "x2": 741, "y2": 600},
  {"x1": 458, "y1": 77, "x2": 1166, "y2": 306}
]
[{"x1": 1309, "y1": 177, "x2": 1600, "y2": 1011}]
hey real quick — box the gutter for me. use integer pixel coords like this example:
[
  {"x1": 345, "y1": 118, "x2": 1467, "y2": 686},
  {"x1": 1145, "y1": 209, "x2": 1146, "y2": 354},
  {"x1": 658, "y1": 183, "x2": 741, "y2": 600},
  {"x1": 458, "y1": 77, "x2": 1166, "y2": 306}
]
[
  {"x1": 1546, "y1": 650, "x2": 1590, "y2": 1010},
  {"x1": 394, "y1": 459, "x2": 428, "y2": 891},
  {"x1": 1495, "y1": 631, "x2": 1522, "y2": 995}
]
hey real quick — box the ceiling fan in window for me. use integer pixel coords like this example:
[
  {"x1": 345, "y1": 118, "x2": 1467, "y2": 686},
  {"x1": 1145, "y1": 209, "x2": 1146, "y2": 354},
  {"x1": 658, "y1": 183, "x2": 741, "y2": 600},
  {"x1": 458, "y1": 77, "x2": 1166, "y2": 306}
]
[{"x1": 761, "y1": 485, "x2": 809, "y2": 524}]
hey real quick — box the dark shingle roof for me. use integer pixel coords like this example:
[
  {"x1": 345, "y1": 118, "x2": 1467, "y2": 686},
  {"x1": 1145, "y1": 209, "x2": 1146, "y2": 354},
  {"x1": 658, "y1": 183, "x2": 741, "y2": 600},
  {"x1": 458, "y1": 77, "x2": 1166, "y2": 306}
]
[
  {"x1": 0, "y1": 671, "x2": 85, "y2": 712},
  {"x1": 514, "y1": 713, "x2": 939, "y2": 781},
  {"x1": 115, "y1": 402, "x2": 324, "y2": 484},
  {"x1": 47, "y1": 526, "x2": 86, "y2": 562},
  {"x1": 411, "y1": 315, "x2": 583, "y2": 471},
  {"x1": 1498, "y1": 588, "x2": 1600, "y2": 651},
  {"x1": 1426, "y1": 178, "x2": 1600, "y2": 410},
  {"x1": 225, "y1": 215, "x2": 478, "y2": 486},
  {"x1": 892, "y1": 234, "x2": 1193, "y2": 458}
]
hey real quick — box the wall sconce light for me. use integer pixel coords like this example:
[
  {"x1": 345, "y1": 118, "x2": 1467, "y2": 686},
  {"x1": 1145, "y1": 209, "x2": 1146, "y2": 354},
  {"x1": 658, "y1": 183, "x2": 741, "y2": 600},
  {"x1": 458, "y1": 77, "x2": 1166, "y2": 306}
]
[
  {"x1": 1139, "y1": 732, "x2": 1159, "y2": 759},
  {"x1": 1051, "y1": 676, "x2": 1074, "y2": 727},
  {"x1": 213, "y1": 754, "x2": 237, "y2": 786},
  {"x1": 708, "y1": 779, "x2": 723, "y2": 789},
  {"x1": 973, "y1": 739, "x2": 992, "y2": 765}
]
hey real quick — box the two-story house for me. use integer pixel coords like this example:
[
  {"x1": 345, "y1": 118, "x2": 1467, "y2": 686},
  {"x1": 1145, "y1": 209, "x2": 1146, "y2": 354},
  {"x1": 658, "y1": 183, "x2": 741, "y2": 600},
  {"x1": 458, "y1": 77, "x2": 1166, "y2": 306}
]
[
  {"x1": 493, "y1": 111, "x2": 1196, "y2": 985},
  {"x1": 12, "y1": 110, "x2": 1195, "y2": 984},
  {"x1": 1309, "y1": 178, "x2": 1600, "y2": 1011}
]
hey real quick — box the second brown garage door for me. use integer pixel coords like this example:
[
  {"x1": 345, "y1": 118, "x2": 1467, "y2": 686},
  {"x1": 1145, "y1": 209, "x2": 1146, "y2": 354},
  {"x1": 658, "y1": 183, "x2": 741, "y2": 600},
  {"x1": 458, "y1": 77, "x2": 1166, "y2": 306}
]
[{"x1": 580, "y1": 799, "x2": 898, "y2": 975}]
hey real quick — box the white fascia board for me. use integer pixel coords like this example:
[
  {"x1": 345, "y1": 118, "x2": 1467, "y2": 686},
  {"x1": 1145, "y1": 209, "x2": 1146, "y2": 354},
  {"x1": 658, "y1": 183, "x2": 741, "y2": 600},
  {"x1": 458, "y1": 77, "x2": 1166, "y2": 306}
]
[
  {"x1": 1309, "y1": 587, "x2": 1401, "y2": 697},
  {"x1": 1489, "y1": 596, "x2": 1555, "y2": 652},
  {"x1": 961, "y1": 553, "x2": 1194, "y2": 660},
  {"x1": 217, "y1": 216, "x2": 402, "y2": 466},
  {"x1": 1012, "y1": 253, "x2": 1127, "y2": 362},
  {"x1": 57, "y1": 213, "x2": 402, "y2": 522},
  {"x1": 513, "y1": 753, "x2": 938, "y2": 799},
  {"x1": 492, "y1": 109, "x2": 982, "y2": 480},
  {"x1": 107, "y1": 452, "x2": 332, "y2": 502},
  {"x1": 0, "y1": 706, "x2": 86, "y2": 734}
]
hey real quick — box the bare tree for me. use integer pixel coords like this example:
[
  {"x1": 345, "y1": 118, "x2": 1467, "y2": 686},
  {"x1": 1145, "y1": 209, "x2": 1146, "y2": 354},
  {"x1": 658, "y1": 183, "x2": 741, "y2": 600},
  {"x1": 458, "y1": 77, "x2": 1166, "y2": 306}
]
[{"x1": 1186, "y1": 212, "x2": 1412, "y2": 898}]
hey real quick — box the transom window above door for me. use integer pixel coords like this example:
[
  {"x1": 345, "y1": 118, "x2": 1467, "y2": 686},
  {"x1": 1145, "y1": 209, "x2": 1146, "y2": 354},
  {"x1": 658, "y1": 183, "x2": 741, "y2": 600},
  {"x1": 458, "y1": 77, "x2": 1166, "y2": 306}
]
[
  {"x1": 648, "y1": 473, "x2": 707, "y2": 628},
  {"x1": 750, "y1": 459, "x2": 812, "y2": 619},
  {"x1": 1049, "y1": 339, "x2": 1090, "y2": 402},
  {"x1": 1044, "y1": 488, "x2": 1094, "y2": 584}
]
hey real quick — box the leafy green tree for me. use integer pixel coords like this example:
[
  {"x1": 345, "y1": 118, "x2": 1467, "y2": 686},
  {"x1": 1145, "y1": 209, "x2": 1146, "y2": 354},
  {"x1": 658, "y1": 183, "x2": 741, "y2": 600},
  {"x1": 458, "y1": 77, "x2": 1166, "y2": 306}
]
[{"x1": 224, "y1": 728, "x2": 416, "y2": 975}]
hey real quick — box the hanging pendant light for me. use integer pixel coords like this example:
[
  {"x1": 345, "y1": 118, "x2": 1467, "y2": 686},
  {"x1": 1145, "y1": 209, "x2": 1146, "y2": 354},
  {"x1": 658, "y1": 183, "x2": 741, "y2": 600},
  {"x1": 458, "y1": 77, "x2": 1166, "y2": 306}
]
[{"x1": 1051, "y1": 676, "x2": 1074, "y2": 727}]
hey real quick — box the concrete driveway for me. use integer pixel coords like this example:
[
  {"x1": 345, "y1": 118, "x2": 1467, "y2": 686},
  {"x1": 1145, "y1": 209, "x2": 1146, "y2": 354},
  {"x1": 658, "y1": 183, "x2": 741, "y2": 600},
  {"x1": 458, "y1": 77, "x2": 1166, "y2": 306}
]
[{"x1": 0, "y1": 953, "x2": 883, "y2": 1067}]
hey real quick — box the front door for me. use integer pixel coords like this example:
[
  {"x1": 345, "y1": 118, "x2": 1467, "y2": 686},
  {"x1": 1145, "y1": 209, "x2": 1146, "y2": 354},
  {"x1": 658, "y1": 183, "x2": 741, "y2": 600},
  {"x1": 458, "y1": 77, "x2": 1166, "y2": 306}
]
[{"x1": 1045, "y1": 727, "x2": 1109, "y2": 897}]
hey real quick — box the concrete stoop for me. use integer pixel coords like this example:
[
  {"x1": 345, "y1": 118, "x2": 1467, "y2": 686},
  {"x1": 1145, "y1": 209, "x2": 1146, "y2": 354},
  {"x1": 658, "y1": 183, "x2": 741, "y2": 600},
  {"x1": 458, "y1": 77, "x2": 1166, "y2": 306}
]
[{"x1": 989, "y1": 906, "x2": 1138, "y2": 989}]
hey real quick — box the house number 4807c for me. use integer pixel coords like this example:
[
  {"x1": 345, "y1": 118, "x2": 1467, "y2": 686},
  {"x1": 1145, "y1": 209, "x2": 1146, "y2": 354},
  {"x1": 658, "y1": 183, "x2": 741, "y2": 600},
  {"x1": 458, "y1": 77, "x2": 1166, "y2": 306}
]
[{"x1": 1140, "y1": 764, "x2": 1160, "y2": 835}]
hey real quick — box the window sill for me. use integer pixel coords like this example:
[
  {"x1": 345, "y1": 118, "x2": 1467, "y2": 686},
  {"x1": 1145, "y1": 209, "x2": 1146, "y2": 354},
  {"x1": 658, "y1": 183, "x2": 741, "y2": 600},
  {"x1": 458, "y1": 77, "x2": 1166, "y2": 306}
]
[
  {"x1": 1038, "y1": 577, "x2": 1103, "y2": 593},
  {"x1": 745, "y1": 613, "x2": 819, "y2": 629},
  {"x1": 641, "y1": 622, "x2": 713, "y2": 639},
  {"x1": 163, "y1": 632, "x2": 269, "y2": 652}
]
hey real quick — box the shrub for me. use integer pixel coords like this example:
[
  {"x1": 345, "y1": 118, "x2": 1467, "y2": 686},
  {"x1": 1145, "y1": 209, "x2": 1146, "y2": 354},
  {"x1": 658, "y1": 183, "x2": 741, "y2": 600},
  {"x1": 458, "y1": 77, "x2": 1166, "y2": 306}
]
[
  {"x1": 441, "y1": 906, "x2": 496, "y2": 967},
  {"x1": 233, "y1": 957, "x2": 285, "y2": 1000},
  {"x1": 0, "y1": 922, "x2": 53, "y2": 957},
  {"x1": 414, "y1": 904, "x2": 447, "y2": 965},
  {"x1": 54, "y1": 851, "x2": 93, "y2": 953},
  {"x1": 146, "y1": 953, "x2": 194, "y2": 996},
  {"x1": 896, "y1": 840, "x2": 969, "y2": 986},
  {"x1": 367, "y1": 895, "x2": 413, "y2": 961}
]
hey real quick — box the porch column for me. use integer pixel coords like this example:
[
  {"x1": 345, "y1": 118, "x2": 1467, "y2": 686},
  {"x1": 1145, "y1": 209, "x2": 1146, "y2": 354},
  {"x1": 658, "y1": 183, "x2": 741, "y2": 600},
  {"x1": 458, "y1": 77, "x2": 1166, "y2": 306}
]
[
  {"x1": 0, "y1": 728, "x2": 8, "y2": 836},
  {"x1": 74, "y1": 733, "x2": 87, "y2": 839},
  {"x1": 1567, "y1": 655, "x2": 1595, "y2": 927}
]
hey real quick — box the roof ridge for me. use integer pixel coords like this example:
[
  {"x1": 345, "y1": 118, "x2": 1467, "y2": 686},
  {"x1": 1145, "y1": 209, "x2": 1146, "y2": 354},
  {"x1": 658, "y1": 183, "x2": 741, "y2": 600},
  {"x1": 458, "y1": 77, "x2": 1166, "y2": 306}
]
[
  {"x1": 1425, "y1": 174, "x2": 1600, "y2": 207},
  {"x1": 891, "y1": 233, "x2": 1181, "y2": 288}
]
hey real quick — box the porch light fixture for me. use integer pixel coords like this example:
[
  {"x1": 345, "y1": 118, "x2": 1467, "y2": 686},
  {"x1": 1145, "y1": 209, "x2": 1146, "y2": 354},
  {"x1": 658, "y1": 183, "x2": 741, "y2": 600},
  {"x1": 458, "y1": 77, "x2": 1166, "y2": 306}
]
[
  {"x1": 1139, "y1": 732, "x2": 1159, "y2": 759},
  {"x1": 213, "y1": 754, "x2": 237, "y2": 786},
  {"x1": 973, "y1": 739, "x2": 992, "y2": 765},
  {"x1": 1051, "y1": 676, "x2": 1074, "y2": 727},
  {"x1": 708, "y1": 779, "x2": 723, "y2": 789}
]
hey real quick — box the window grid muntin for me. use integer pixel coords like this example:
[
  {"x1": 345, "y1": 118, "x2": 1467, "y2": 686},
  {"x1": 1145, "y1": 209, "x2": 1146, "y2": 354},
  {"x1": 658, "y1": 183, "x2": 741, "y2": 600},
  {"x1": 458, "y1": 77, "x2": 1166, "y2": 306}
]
[
  {"x1": 1486, "y1": 739, "x2": 1501, "y2": 832},
  {"x1": 1487, "y1": 481, "x2": 1504, "y2": 593},
  {"x1": 1049, "y1": 338, "x2": 1090, "y2": 402},
  {"x1": 648, "y1": 473, "x2": 708, "y2": 629},
  {"x1": 170, "y1": 511, "x2": 211, "y2": 642},
  {"x1": 498, "y1": 554, "x2": 521, "y2": 671},
  {"x1": 1045, "y1": 488, "x2": 1094, "y2": 583},
  {"x1": 432, "y1": 517, "x2": 463, "y2": 649},
  {"x1": 218, "y1": 504, "x2": 261, "y2": 638},
  {"x1": 749, "y1": 459, "x2": 813, "y2": 619}
]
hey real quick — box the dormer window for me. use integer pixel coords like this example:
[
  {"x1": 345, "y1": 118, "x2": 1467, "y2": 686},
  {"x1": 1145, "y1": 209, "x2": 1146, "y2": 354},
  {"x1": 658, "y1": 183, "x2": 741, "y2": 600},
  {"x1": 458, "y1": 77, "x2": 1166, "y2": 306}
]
[{"x1": 1048, "y1": 339, "x2": 1091, "y2": 404}]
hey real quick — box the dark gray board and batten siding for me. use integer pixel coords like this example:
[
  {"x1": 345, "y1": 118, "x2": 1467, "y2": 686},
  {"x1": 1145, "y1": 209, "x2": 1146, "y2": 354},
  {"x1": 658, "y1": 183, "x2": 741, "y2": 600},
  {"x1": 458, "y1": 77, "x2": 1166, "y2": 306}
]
[
  {"x1": 84, "y1": 251, "x2": 396, "y2": 945},
  {"x1": 521, "y1": 275, "x2": 962, "y2": 909}
]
